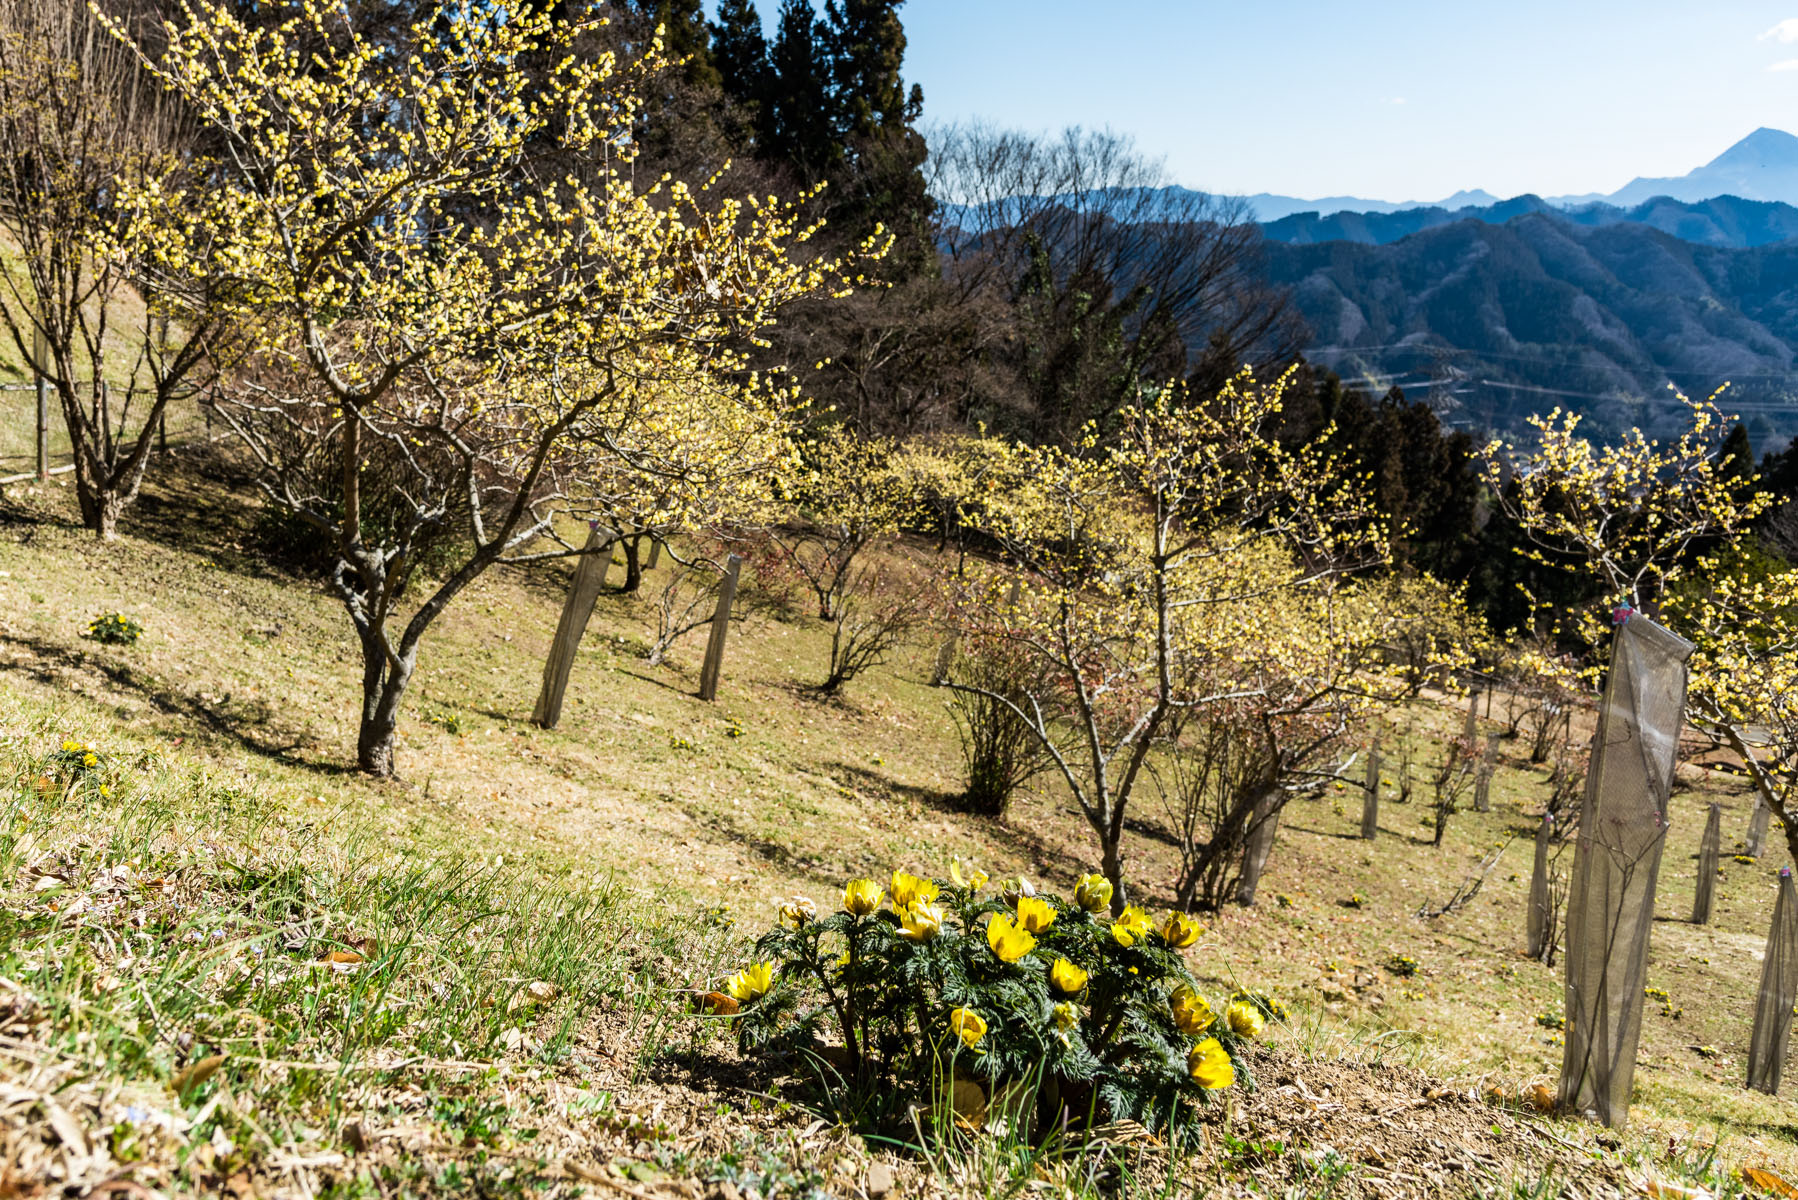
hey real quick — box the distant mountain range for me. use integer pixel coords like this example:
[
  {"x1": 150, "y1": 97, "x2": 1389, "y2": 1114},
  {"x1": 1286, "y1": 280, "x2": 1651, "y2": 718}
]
[
  {"x1": 1260, "y1": 194, "x2": 1798, "y2": 250},
  {"x1": 1241, "y1": 128, "x2": 1798, "y2": 221},
  {"x1": 1258, "y1": 215, "x2": 1798, "y2": 445},
  {"x1": 1230, "y1": 128, "x2": 1798, "y2": 445}
]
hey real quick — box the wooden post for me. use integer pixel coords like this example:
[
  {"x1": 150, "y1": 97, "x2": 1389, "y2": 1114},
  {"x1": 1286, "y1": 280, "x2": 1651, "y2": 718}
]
[
  {"x1": 1474, "y1": 734, "x2": 1499, "y2": 812},
  {"x1": 646, "y1": 538, "x2": 662, "y2": 569},
  {"x1": 32, "y1": 324, "x2": 48, "y2": 482},
  {"x1": 931, "y1": 636, "x2": 958, "y2": 686},
  {"x1": 1361, "y1": 745, "x2": 1380, "y2": 840},
  {"x1": 1463, "y1": 687, "x2": 1480, "y2": 744},
  {"x1": 697, "y1": 553, "x2": 742, "y2": 702},
  {"x1": 530, "y1": 524, "x2": 614, "y2": 729}
]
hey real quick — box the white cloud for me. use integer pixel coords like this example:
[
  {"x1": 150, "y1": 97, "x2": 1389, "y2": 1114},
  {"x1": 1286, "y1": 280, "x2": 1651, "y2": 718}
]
[
  {"x1": 1384, "y1": 96, "x2": 1408, "y2": 106},
  {"x1": 1760, "y1": 17, "x2": 1798, "y2": 42},
  {"x1": 1769, "y1": 57, "x2": 1798, "y2": 70}
]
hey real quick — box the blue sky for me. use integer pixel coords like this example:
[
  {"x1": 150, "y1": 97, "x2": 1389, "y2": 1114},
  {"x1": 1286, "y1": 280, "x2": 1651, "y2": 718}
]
[{"x1": 739, "y1": 1, "x2": 1798, "y2": 203}]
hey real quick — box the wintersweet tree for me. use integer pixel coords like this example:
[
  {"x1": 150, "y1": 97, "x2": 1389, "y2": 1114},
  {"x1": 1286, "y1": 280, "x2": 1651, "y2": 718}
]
[
  {"x1": 936, "y1": 371, "x2": 1392, "y2": 912},
  {"x1": 767, "y1": 426, "x2": 918, "y2": 620},
  {"x1": 1488, "y1": 393, "x2": 1794, "y2": 845},
  {"x1": 0, "y1": 0, "x2": 227, "y2": 537},
  {"x1": 106, "y1": 0, "x2": 874, "y2": 775}
]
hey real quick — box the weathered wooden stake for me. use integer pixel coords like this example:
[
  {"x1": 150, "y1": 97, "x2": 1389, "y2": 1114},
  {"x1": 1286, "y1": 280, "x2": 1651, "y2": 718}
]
[
  {"x1": 1463, "y1": 687, "x2": 1481, "y2": 744},
  {"x1": 697, "y1": 553, "x2": 742, "y2": 702},
  {"x1": 32, "y1": 324, "x2": 48, "y2": 482},
  {"x1": 1527, "y1": 811, "x2": 1555, "y2": 960},
  {"x1": 1474, "y1": 734, "x2": 1500, "y2": 813},
  {"x1": 530, "y1": 524, "x2": 613, "y2": 729},
  {"x1": 1692, "y1": 803, "x2": 1722, "y2": 925},
  {"x1": 1361, "y1": 745, "x2": 1380, "y2": 840},
  {"x1": 646, "y1": 538, "x2": 662, "y2": 569},
  {"x1": 931, "y1": 636, "x2": 958, "y2": 686}
]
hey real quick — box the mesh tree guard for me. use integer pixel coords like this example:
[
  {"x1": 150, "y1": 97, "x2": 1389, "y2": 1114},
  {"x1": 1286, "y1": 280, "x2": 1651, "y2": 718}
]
[
  {"x1": 1748, "y1": 867, "x2": 1798, "y2": 1094},
  {"x1": 1692, "y1": 803, "x2": 1721, "y2": 925},
  {"x1": 1748, "y1": 798, "x2": 1772, "y2": 859},
  {"x1": 1361, "y1": 745, "x2": 1380, "y2": 840},
  {"x1": 1557, "y1": 612, "x2": 1693, "y2": 1127},
  {"x1": 1235, "y1": 793, "x2": 1281, "y2": 906},
  {"x1": 1528, "y1": 811, "x2": 1556, "y2": 961}
]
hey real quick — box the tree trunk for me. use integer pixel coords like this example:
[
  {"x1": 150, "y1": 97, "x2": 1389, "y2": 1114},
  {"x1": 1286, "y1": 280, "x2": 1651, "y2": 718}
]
[
  {"x1": 357, "y1": 633, "x2": 413, "y2": 777},
  {"x1": 622, "y1": 535, "x2": 643, "y2": 593},
  {"x1": 1101, "y1": 835, "x2": 1126, "y2": 917}
]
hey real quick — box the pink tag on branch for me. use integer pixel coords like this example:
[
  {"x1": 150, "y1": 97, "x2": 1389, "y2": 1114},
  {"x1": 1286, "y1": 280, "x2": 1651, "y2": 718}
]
[{"x1": 1612, "y1": 606, "x2": 1633, "y2": 625}]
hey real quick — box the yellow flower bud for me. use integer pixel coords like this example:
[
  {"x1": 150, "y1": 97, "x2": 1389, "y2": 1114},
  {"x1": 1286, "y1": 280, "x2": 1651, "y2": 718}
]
[
  {"x1": 724, "y1": 961, "x2": 774, "y2": 1003},
  {"x1": 1074, "y1": 873, "x2": 1113, "y2": 913},
  {"x1": 890, "y1": 870, "x2": 939, "y2": 911},
  {"x1": 1170, "y1": 986, "x2": 1215, "y2": 1037},
  {"x1": 1049, "y1": 957, "x2": 1088, "y2": 995},
  {"x1": 899, "y1": 901, "x2": 943, "y2": 942},
  {"x1": 1110, "y1": 905, "x2": 1154, "y2": 948},
  {"x1": 1226, "y1": 1000, "x2": 1266, "y2": 1039},
  {"x1": 1187, "y1": 1037, "x2": 1234, "y2": 1090},
  {"x1": 949, "y1": 1006, "x2": 987, "y2": 1049},
  {"x1": 843, "y1": 878, "x2": 882, "y2": 916},
  {"x1": 1015, "y1": 895, "x2": 1056, "y2": 935},
  {"x1": 985, "y1": 914, "x2": 1036, "y2": 963},
  {"x1": 1160, "y1": 912, "x2": 1204, "y2": 949}
]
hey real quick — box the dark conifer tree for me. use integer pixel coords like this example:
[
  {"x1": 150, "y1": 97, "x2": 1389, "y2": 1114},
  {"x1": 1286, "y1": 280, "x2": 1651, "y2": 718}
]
[
  {"x1": 766, "y1": 0, "x2": 841, "y2": 180},
  {"x1": 710, "y1": 0, "x2": 773, "y2": 140}
]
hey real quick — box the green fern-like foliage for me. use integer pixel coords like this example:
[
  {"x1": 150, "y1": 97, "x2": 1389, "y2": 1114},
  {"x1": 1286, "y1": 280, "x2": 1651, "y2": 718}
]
[{"x1": 725, "y1": 872, "x2": 1276, "y2": 1142}]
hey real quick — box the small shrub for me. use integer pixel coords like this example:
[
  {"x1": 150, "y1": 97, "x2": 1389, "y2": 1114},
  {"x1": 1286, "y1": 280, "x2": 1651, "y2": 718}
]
[
  {"x1": 84, "y1": 613, "x2": 144, "y2": 645},
  {"x1": 725, "y1": 869, "x2": 1263, "y2": 1142},
  {"x1": 944, "y1": 643, "x2": 1055, "y2": 818},
  {"x1": 1385, "y1": 953, "x2": 1419, "y2": 977}
]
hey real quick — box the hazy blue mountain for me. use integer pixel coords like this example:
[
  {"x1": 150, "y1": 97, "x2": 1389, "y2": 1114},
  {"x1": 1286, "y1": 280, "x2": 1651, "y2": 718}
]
[
  {"x1": 1243, "y1": 188, "x2": 1502, "y2": 222},
  {"x1": 1258, "y1": 215, "x2": 1798, "y2": 444},
  {"x1": 1260, "y1": 193, "x2": 1798, "y2": 249},
  {"x1": 1598, "y1": 128, "x2": 1798, "y2": 207}
]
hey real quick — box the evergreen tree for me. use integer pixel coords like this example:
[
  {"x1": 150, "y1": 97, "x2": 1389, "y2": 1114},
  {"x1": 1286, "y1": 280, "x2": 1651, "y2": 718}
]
[
  {"x1": 638, "y1": 0, "x2": 720, "y2": 93},
  {"x1": 766, "y1": 0, "x2": 841, "y2": 179},
  {"x1": 711, "y1": 0, "x2": 773, "y2": 136}
]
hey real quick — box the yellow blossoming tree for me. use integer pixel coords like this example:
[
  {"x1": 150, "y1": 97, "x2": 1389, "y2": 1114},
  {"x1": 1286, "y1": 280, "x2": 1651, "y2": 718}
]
[
  {"x1": 104, "y1": 0, "x2": 875, "y2": 774},
  {"x1": 934, "y1": 371, "x2": 1404, "y2": 912}
]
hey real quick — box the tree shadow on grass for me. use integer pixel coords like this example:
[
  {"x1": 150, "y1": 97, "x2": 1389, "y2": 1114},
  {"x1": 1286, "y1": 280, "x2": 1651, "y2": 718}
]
[
  {"x1": 1282, "y1": 822, "x2": 1376, "y2": 842},
  {"x1": 822, "y1": 759, "x2": 1092, "y2": 883},
  {"x1": 0, "y1": 630, "x2": 357, "y2": 776}
]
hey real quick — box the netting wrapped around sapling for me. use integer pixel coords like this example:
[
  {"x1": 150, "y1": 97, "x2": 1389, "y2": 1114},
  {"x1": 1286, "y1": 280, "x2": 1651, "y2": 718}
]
[
  {"x1": 1556, "y1": 611, "x2": 1693, "y2": 1128},
  {"x1": 1747, "y1": 866, "x2": 1798, "y2": 1095}
]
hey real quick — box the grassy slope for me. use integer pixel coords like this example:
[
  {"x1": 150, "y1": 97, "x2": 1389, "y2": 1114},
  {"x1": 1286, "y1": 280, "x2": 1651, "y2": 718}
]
[{"x1": 1, "y1": 456, "x2": 1794, "y2": 1196}]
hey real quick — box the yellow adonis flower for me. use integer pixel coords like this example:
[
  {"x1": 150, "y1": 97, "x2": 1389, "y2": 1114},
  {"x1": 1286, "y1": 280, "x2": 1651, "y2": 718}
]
[
  {"x1": 986, "y1": 914, "x2": 1036, "y2": 963},
  {"x1": 950, "y1": 858, "x2": 989, "y2": 892},
  {"x1": 843, "y1": 879, "x2": 883, "y2": 916},
  {"x1": 1171, "y1": 986, "x2": 1216, "y2": 1037},
  {"x1": 1015, "y1": 895, "x2": 1056, "y2": 935},
  {"x1": 890, "y1": 870, "x2": 940, "y2": 911},
  {"x1": 899, "y1": 901, "x2": 944, "y2": 942},
  {"x1": 82, "y1": 753, "x2": 98, "y2": 768},
  {"x1": 1160, "y1": 911, "x2": 1204, "y2": 949},
  {"x1": 1051, "y1": 1002, "x2": 1079, "y2": 1040},
  {"x1": 1074, "y1": 873, "x2": 1113, "y2": 913},
  {"x1": 949, "y1": 1007, "x2": 987, "y2": 1049},
  {"x1": 1049, "y1": 957, "x2": 1089, "y2": 995},
  {"x1": 1188, "y1": 1037, "x2": 1235, "y2": 1090},
  {"x1": 724, "y1": 961, "x2": 775, "y2": 1003},
  {"x1": 1226, "y1": 1000, "x2": 1266, "y2": 1039},
  {"x1": 1110, "y1": 905, "x2": 1154, "y2": 947}
]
